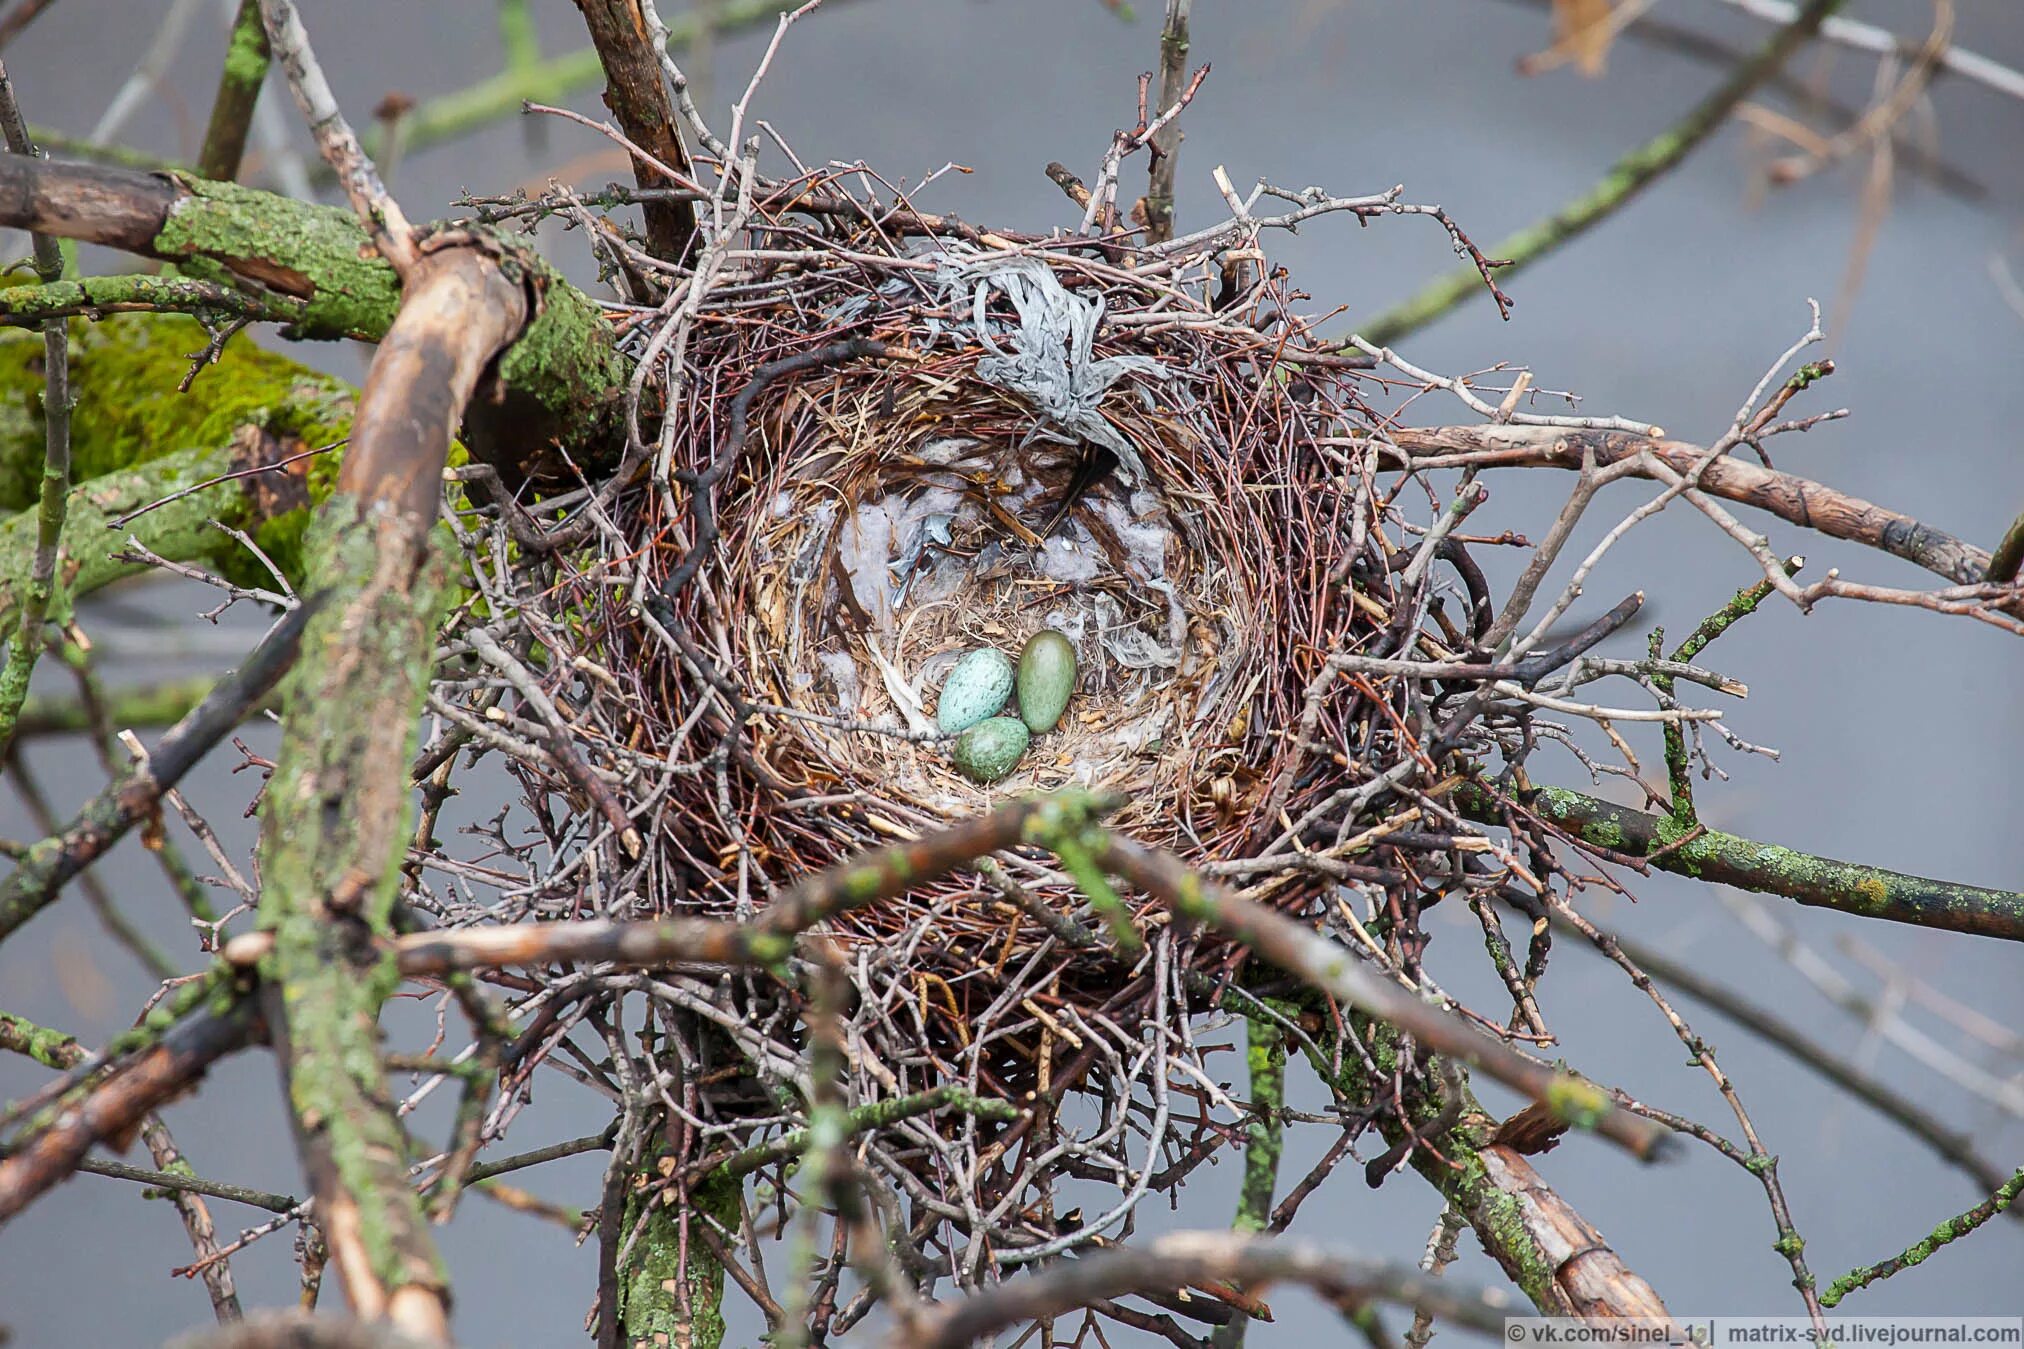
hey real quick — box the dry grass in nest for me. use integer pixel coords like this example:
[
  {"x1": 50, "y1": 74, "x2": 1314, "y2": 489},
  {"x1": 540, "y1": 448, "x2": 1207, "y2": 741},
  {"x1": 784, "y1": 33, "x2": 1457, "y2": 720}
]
[
  {"x1": 748, "y1": 372, "x2": 1237, "y2": 826},
  {"x1": 626, "y1": 252, "x2": 1386, "y2": 987}
]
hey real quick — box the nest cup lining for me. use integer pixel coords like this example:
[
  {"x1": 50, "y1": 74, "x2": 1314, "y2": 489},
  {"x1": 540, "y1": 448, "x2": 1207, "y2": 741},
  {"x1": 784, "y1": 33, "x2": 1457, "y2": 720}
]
[{"x1": 751, "y1": 376, "x2": 1246, "y2": 824}]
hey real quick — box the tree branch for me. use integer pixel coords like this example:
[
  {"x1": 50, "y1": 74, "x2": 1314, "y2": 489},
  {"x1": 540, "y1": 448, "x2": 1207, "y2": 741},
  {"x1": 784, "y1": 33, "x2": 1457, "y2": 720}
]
[
  {"x1": 0, "y1": 154, "x2": 623, "y2": 466},
  {"x1": 1462, "y1": 781, "x2": 2024, "y2": 941},
  {"x1": 254, "y1": 241, "x2": 525, "y2": 1341},
  {"x1": 196, "y1": 0, "x2": 271, "y2": 183},
  {"x1": 1388, "y1": 423, "x2": 1993, "y2": 586},
  {"x1": 1819, "y1": 1167, "x2": 2024, "y2": 1307},
  {"x1": 571, "y1": 0, "x2": 698, "y2": 264},
  {"x1": 0, "y1": 999, "x2": 262, "y2": 1226},
  {"x1": 0, "y1": 601, "x2": 312, "y2": 944},
  {"x1": 0, "y1": 57, "x2": 72, "y2": 756},
  {"x1": 903, "y1": 1232, "x2": 1518, "y2": 1349}
]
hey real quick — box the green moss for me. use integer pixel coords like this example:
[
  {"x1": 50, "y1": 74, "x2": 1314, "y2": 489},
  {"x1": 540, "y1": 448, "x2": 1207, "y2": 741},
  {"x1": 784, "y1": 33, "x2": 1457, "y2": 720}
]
[
  {"x1": 0, "y1": 314, "x2": 353, "y2": 502},
  {"x1": 0, "y1": 1010, "x2": 83, "y2": 1070},
  {"x1": 1235, "y1": 1013, "x2": 1287, "y2": 1236},
  {"x1": 846, "y1": 860, "x2": 898, "y2": 899},
  {"x1": 219, "y1": 6, "x2": 268, "y2": 87},
  {"x1": 1301, "y1": 1015, "x2": 1565, "y2": 1310},
  {"x1": 492, "y1": 249, "x2": 627, "y2": 433},
  {"x1": 619, "y1": 1162, "x2": 737, "y2": 1349},
  {"x1": 740, "y1": 930, "x2": 794, "y2": 970},
  {"x1": 157, "y1": 176, "x2": 403, "y2": 342},
  {"x1": 0, "y1": 316, "x2": 355, "y2": 624}
]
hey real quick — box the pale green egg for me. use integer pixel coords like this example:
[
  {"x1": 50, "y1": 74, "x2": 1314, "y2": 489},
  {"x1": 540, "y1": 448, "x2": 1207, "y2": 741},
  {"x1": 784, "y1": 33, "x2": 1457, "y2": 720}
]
[
  {"x1": 1015, "y1": 630, "x2": 1077, "y2": 734},
  {"x1": 951, "y1": 716, "x2": 1030, "y2": 784},
  {"x1": 935, "y1": 648, "x2": 1014, "y2": 734}
]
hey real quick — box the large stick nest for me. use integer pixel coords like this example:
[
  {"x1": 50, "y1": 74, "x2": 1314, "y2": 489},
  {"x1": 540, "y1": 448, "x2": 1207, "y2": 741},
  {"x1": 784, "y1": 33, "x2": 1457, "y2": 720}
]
[
  {"x1": 612, "y1": 247, "x2": 1391, "y2": 1005},
  {"x1": 443, "y1": 166, "x2": 1529, "y2": 1289}
]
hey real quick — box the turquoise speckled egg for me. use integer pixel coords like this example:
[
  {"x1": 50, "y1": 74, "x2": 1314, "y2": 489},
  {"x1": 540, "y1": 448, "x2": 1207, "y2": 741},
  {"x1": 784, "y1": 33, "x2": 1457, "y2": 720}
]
[
  {"x1": 935, "y1": 648, "x2": 1015, "y2": 734},
  {"x1": 952, "y1": 716, "x2": 1030, "y2": 784},
  {"x1": 1015, "y1": 630, "x2": 1077, "y2": 734}
]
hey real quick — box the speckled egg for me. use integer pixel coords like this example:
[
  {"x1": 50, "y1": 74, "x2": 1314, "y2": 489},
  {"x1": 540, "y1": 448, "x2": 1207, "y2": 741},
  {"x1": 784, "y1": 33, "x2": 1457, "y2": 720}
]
[
  {"x1": 952, "y1": 716, "x2": 1030, "y2": 784},
  {"x1": 935, "y1": 648, "x2": 1015, "y2": 735},
  {"x1": 1015, "y1": 630, "x2": 1077, "y2": 734}
]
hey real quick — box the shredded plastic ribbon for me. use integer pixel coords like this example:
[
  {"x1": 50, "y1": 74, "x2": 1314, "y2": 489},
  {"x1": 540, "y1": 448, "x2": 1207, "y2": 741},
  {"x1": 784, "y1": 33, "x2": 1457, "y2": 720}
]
[{"x1": 929, "y1": 252, "x2": 1170, "y2": 482}]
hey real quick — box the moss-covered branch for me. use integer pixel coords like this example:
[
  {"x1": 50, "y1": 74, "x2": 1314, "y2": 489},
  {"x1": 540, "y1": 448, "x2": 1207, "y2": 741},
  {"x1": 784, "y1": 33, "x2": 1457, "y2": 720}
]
[
  {"x1": 256, "y1": 500, "x2": 456, "y2": 1320},
  {"x1": 0, "y1": 157, "x2": 624, "y2": 471},
  {"x1": 198, "y1": 0, "x2": 272, "y2": 184},
  {"x1": 1210, "y1": 1012, "x2": 1287, "y2": 1349},
  {"x1": 254, "y1": 240, "x2": 527, "y2": 1335},
  {"x1": 0, "y1": 273, "x2": 308, "y2": 329},
  {"x1": 1460, "y1": 781, "x2": 2024, "y2": 941},
  {"x1": 0, "y1": 313, "x2": 350, "y2": 629},
  {"x1": 0, "y1": 71, "x2": 74, "y2": 755},
  {"x1": 618, "y1": 1160, "x2": 738, "y2": 1349},
  {"x1": 1087, "y1": 830, "x2": 1671, "y2": 1159}
]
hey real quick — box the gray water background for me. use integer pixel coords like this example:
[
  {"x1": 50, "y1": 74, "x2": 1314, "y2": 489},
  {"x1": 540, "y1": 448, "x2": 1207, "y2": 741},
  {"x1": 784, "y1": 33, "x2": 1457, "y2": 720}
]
[{"x1": 1, "y1": 1, "x2": 2020, "y2": 1343}]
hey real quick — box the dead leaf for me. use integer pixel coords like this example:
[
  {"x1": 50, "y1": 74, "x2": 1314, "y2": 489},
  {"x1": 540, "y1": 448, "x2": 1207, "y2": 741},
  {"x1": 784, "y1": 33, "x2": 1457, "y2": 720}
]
[{"x1": 1546, "y1": 0, "x2": 1617, "y2": 78}]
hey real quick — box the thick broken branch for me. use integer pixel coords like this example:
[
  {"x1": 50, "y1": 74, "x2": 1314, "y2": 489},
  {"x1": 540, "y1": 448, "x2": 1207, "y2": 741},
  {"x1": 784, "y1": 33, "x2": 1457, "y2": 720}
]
[{"x1": 571, "y1": 0, "x2": 698, "y2": 263}]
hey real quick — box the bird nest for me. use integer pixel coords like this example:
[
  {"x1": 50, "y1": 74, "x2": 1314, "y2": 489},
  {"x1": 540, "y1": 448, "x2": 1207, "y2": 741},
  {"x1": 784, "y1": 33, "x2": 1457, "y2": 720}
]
[
  {"x1": 618, "y1": 247, "x2": 1384, "y2": 993},
  {"x1": 443, "y1": 150, "x2": 1540, "y2": 1295}
]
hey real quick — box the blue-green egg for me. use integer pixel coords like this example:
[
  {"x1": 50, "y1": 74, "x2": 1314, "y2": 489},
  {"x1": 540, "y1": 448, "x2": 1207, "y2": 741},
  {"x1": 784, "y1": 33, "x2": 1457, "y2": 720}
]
[
  {"x1": 1015, "y1": 630, "x2": 1077, "y2": 734},
  {"x1": 935, "y1": 648, "x2": 1015, "y2": 734},
  {"x1": 951, "y1": 716, "x2": 1030, "y2": 784}
]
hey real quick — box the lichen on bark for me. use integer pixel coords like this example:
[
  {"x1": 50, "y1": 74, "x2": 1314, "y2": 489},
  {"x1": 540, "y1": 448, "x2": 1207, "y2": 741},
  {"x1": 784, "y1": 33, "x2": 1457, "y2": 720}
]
[
  {"x1": 619, "y1": 1162, "x2": 737, "y2": 1349},
  {"x1": 256, "y1": 495, "x2": 457, "y2": 1307}
]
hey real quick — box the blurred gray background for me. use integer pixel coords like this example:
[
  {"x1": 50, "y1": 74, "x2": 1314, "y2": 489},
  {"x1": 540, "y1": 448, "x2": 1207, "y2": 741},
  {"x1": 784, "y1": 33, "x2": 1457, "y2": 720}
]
[{"x1": 1, "y1": 1, "x2": 2020, "y2": 1344}]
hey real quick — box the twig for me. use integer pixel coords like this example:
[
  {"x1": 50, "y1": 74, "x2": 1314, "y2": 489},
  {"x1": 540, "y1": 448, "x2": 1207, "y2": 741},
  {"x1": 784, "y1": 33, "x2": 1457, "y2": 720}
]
[
  {"x1": 1459, "y1": 781, "x2": 2024, "y2": 941},
  {"x1": 0, "y1": 0, "x2": 57, "y2": 50},
  {"x1": 196, "y1": 0, "x2": 270, "y2": 182},
  {"x1": 1142, "y1": 0, "x2": 1192, "y2": 245},
  {"x1": 1595, "y1": 926, "x2": 2020, "y2": 1203},
  {"x1": 0, "y1": 999, "x2": 262, "y2": 1225},
  {"x1": 1386, "y1": 424, "x2": 1994, "y2": 588},
  {"x1": 1819, "y1": 1168, "x2": 2024, "y2": 1307},
  {"x1": 256, "y1": 0, "x2": 418, "y2": 274},
  {"x1": 1090, "y1": 832, "x2": 1672, "y2": 1159},
  {"x1": 1712, "y1": 0, "x2": 2024, "y2": 105},
  {"x1": 0, "y1": 602, "x2": 312, "y2": 943},
  {"x1": 902, "y1": 1233, "x2": 1518, "y2": 1349}
]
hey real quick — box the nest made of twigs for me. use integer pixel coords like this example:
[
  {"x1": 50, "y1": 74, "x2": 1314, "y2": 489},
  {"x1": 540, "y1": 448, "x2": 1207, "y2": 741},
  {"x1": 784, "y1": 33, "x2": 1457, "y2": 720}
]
[{"x1": 615, "y1": 245, "x2": 1389, "y2": 990}]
